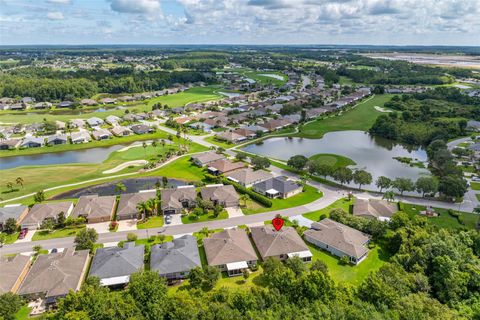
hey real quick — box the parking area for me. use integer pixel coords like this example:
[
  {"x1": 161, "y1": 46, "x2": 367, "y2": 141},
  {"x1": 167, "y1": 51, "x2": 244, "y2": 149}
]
[{"x1": 117, "y1": 219, "x2": 138, "y2": 232}]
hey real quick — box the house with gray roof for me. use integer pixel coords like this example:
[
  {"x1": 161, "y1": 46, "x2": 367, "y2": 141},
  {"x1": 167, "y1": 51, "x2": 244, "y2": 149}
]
[
  {"x1": 71, "y1": 195, "x2": 116, "y2": 223},
  {"x1": 304, "y1": 218, "x2": 370, "y2": 265},
  {"x1": 160, "y1": 186, "x2": 197, "y2": 215},
  {"x1": 250, "y1": 226, "x2": 312, "y2": 262},
  {"x1": 200, "y1": 184, "x2": 239, "y2": 208},
  {"x1": 21, "y1": 202, "x2": 74, "y2": 230},
  {"x1": 92, "y1": 128, "x2": 112, "y2": 140},
  {"x1": 20, "y1": 137, "x2": 45, "y2": 148},
  {"x1": 87, "y1": 117, "x2": 104, "y2": 127},
  {"x1": 105, "y1": 115, "x2": 121, "y2": 125},
  {"x1": 226, "y1": 168, "x2": 272, "y2": 187},
  {"x1": 0, "y1": 205, "x2": 29, "y2": 231},
  {"x1": 89, "y1": 242, "x2": 144, "y2": 287},
  {"x1": 252, "y1": 176, "x2": 302, "y2": 199},
  {"x1": 131, "y1": 124, "x2": 152, "y2": 135},
  {"x1": 353, "y1": 198, "x2": 398, "y2": 221},
  {"x1": 18, "y1": 248, "x2": 90, "y2": 305},
  {"x1": 150, "y1": 235, "x2": 201, "y2": 280},
  {"x1": 47, "y1": 134, "x2": 68, "y2": 146},
  {"x1": 0, "y1": 255, "x2": 31, "y2": 294},
  {"x1": 191, "y1": 151, "x2": 225, "y2": 167},
  {"x1": 70, "y1": 131, "x2": 91, "y2": 144},
  {"x1": 116, "y1": 191, "x2": 156, "y2": 220}
]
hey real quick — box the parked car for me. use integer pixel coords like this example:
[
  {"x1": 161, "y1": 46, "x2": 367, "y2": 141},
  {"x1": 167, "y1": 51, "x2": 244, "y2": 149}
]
[
  {"x1": 472, "y1": 176, "x2": 480, "y2": 182},
  {"x1": 18, "y1": 228, "x2": 28, "y2": 239},
  {"x1": 165, "y1": 215, "x2": 172, "y2": 224}
]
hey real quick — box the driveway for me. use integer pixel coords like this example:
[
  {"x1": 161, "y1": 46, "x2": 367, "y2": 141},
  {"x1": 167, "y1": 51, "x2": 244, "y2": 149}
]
[
  {"x1": 15, "y1": 229, "x2": 35, "y2": 243},
  {"x1": 290, "y1": 215, "x2": 314, "y2": 228},
  {"x1": 226, "y1": 206, "x2": 244, "y2": 218},
  {"x1": 117, "y1": 219, "x2": 138, "y2": 232},
  {"x1": 88, "y1": 222, "x2": 111, "y2": 234},
  {"x1": 168, "y1": 214, "x2": 183, "y2": 226}
]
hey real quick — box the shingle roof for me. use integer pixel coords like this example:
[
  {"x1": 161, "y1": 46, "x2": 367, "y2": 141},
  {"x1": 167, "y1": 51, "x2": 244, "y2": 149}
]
[
  {"x1": 160, "y1": 187, "x2": 196, "y2": 211},
  {"x1": 0, "y1": 205, "x2": 28, "y2": 224},
  {"x1": 200, "y1": 185, "x2": 239, "y2": 204},
  {"x1": 117, "y1": 192, "x2": 156, "y2": 217},
  {"x1": 71, "y1": 195, "x2": 116, "y2": 220},
  {"x1": 226, "y1": 168, "x2": 272, "y2": 185},
  {"x1": 191, "y1": 151, "x2": 225, "y2": 166},
  {"x1": 22, "y1": 202, "x2": 73, "y2": 225},
  {"x1": 253, "y1": 177, "x2": 301, "y2": 194},
  {"x1": 0, "y1": 255, "x2": 31, "y2": 294},
  {"x1": 203, "y1": 228, "x2": 257, "y2": 266},
  {"x1": 352, "y1": 198, "x2": 398, "y2": 219},
  {"x1": 89, "y1": 243, "x2": 144, "y2": 280},
  {"x1": 207, "y1": 159, "x2": 245, "y2": 173},
  {"x1": 150, "y1": 235, "x2": 201, "y2": 275},
  {"x1": 250, "y1": 226, "x2": 309, "y2": 259}
]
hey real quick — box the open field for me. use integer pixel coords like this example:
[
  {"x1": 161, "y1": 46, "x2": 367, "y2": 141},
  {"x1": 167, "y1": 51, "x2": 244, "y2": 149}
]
[
  {"x1": 297, "y1": 94, "x2": 393, "y2": 139},
  {"x1": 151, "y1": 156, "x2": 205, "y2": 182},
  {"x1": 309, "y1": 153, "x2": 356, "y2": 169},
  {"x1": 241, "y1": 71, "x2": 288, "y2": 86},
  {"x1": 147, "y1": 86, "x2": 224, "y2": 108}
]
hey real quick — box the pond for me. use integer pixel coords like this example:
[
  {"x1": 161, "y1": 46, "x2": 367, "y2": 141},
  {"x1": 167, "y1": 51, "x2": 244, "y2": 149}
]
[
  {"x1": 242, "y1": 130, "x2": 430, "y2": 190},
  {"x1": 258, "y1": 73, "x2": 285, "y2": 81}
]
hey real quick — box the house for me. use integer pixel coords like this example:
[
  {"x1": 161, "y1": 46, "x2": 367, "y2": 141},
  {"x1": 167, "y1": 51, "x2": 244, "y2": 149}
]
[
  {"x1": 150, "y1": 235, "x2": 201, "y2": 280},
  {"x1": 160, "y1": 186, "x2": 197, "y2": 215},
  {"x1": 99, "y1": 98, "x2": 116, "y2": 105},
  {"x1": 242, "y1": 125, "x2": 269, "y2": 133},
  {"x1": 207, "y1": 159, "x2": 245, "y2": 175},
  {"x1": 189, "y1": 122, "x2": 213, "y2": 132},
  {"x1": 203, "y1": 228, "x2": 258, "y2": 277},
  {"x1": 215, "y1": 131, "x2": 247, "y2": 144},
  {"x1": 20, "y1": 137, "x2": 45, "y2": 148},
  {"x1": 116, "y1": 191, "x2": 157, "y2": 220},
  {"x1": 92, "y1": 128, "x2": 112, "y2": 140},
  {"x1": 130, "y1": 124, "x2": 152, "y2": 135},
  {"x1": 111, "y1": 126, "x2": 132, "y2": 137},
  {"x1": 9, "y1": 103, "x2": 25, "y2": 111},
  {"x1": 47, "y1": 134, "x2": 68, "y2": 146},
  {"x1": 57, "y1": 101, "x2": 73, "y2": 108},
  {"x1": 55, "y1": 120, "x2": 66, "y2": 130},
  {"x1": 21, "y1": 97, "x2": 35, "y2": 104},
  {"x1": 21, "y1": 202, "x2": 74, "y2": 230},
  {"x1": 226, "y1": 168, "x2": 272, "y2": 187},
  {"x1": 174, "y1": 117, "x2": 193, "y2": 125},
  {"x1": 353, "y1": 198, "x2": 398, "y2": 221},
  {"x1": 0, "y1": 205, "x2": 29, "y2": 231},
  {"x1": 259, "y1": 119, "x2": 289, "y2": 131},
  {"x1": 70, "y1": 131, "x2": 91, "y2": 144},
  {"x1": 71, "y1": 195, "x2": 116, "y2": 223},
  {"x1": 191, "y1": 151, "x2": 225, "y2": 167},
  {"x1": 0, "y1": 138, "x2": 21, "y2": 150},
  {"x1": 33, "y1": 102, "x2": 52, "y2": 109},
  {"x1": 200, "y1": 184, "x2": 239, "y2": 207},
  {"x1": 250, "y1": 226, "x2": 312, "y2": 262},
  {"x1": 252, "y1": 177, "x2": 303, "y2": 199},
  {"x1": 87, "y1": 117, "x2": 104, "y2": 127},
  {"x1": 70, "y1": 119, "x2": 86, "y2": 128},
  {"x1": 105, "y1": 115, "x2": 121, "y2": 125},
  {"x1": 80, "y1": 99, "x2": 97, "y2": 106},
  {"x1": 0, "y1": 255, "x2": 31, "y2": 294},
  {"x1": 232, "y1": 128, "x2": 256, "y2": 139},
  {"x1": 304, "y1": 218, "x2": 370, "y2": 265},
  {"x1": 88, "y1": 242, "x2": 144, "y2": 287},
  {"x1": 468, "y1": 120, "x2": 480, "y2": 131},
  {"x1": 204, "y1": 117, "x2": 228, "y2": 128},
  {"x1": 18, "y1": 249, "x2": 90, "y2": 305},
  {"x1": 118, "y1": 95, "x2": 135, "y2": 102}
]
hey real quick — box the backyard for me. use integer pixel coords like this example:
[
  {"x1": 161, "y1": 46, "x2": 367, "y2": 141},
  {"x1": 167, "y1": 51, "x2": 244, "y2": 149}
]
[
  {"x1": 400, "y1": 203, "x2": 478, "y2": 230},
  {"x1": 147, "y1": 86, "x2": 224, "y2": 108},
  {"x1": 303, "y1": 197, "x2": 353, "y2": 221}
]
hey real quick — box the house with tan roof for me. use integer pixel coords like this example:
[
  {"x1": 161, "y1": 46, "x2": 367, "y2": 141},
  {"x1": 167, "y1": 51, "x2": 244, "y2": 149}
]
[
  {"x1": 250, "y1": 226, "x2": 312, "y2": 262},
  {"x1": 226, "y1": 168, "x2": 272, "y2": 187},
  {"x1": 21, "y1": 202, "x2": 74, "y2": 230},
  {"x1": 203, "y1": 228, "x2": 258, "y2": 276},
  {"x1": 191, "y1": 151, "x2": 225, "y2": 167},
  {"x1": 232, "y1": 128, "x2": 256, "y2": 139},
  {"x1": 71, "y1": 195, "x2": 116, "y2": 223},
  {"x1": 111, "y1": 125, "x2": 132, "y2": 137},
  {"x1": 160, "y1": 186, "x2": 197, "y2": 215},
  {"x1": 207, "y1": 159, "x2": 246, "y2": 175},
  {"x1": 200, "y1": 184, "x2": 239, "y2": 208},
  {"x1": 353, "y1": 198, "x2": 398, "y2": 221},
  {"x1": 304, "y1": 218, "x2": 370, "y2": 265},
  {"x1": 0, "y1": 255, "x2": 31, "y2": 294},
  {"x1": 116, "y1": 191, "x2": 157, "y2": 220},
  {"x1": 215, "y1": 131, "x2": 247, "y2": 143},
  {"x1": 18, "y1": 248, "x2": 90, "y2": 306}
]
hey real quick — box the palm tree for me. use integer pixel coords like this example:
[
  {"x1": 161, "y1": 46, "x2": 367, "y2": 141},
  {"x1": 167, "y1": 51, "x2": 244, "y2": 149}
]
[
  {"x1": 239, "y1": 194, "x2": 250, "y2": 208},
  {"x1": 16, "y1": 177, "x2": 24, "y2": 189},
  {"x1": 152, "y1": 140, "x2": 157, "y2": 150},
  {"x1": 6, "y1": 182, "x2": 13, "y2": 192},
  {"x1": 142, "y1": 142, "x2": 148, "y2": 156},
  {"x1": 115, "y1": 182, "x2": 126, "y2": 194},
  {"x1": 136, "y1": 201, "x2": 150, "y2": 220}
]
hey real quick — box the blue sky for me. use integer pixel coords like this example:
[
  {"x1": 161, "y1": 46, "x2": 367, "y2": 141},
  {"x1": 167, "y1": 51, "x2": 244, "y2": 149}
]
[{"x1": 1, "y1": 0, "x2": 479, "y2": 46}]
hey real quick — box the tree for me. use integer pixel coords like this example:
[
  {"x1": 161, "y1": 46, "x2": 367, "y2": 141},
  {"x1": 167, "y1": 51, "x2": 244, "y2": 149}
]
[
  {"x1": 242, "y1": 270, "x2": 250, "y2": 282},
  {"x1": 0, "y1": 233, "x2": 6, "y2": 247},
  {"x1": 57, "y1": 212, "x2": 66, "y2": 228},
  {"x1": 415, "y1": 176, "x2": 438, "y2": 197},
  {"x1": 34, "y1": 190, "x2": 45, "y2": 203},
  {"x1": 3, "y1": 217, "x2": 18, "y2": 234},
  {"x1": 115, "y1": 182, "x2": 126, "y2": 193},
  {"x1": 142, "y1": 142, "x2": 148, "y2": 156},
  {"x1": 40, "y1": 218, "x2": 56, "y2": 233},
  {"x1": 353, "y1": 169, "x2": 372, "y2": 190},
  {"x1": 15, "y1": 177, "x2": 24, "y2": 189},
  {"x1": 376, "y1": 176, "x2": 392, "y2": 192},
  {"x1": 392, "y1": 177, "x2": 414, "y2": 195},
  {"x1": 127, "y1": 233, "x2": 138, "y2": 242},
  {"x1": 127, "y1": 271, "x2": 168, "y2": 320},
  {"x1": 439, "y1": 175, "x2": 468, "y2": 200},
  {"x1": 212, "y1": 205, "x2": 222, "y2": 218},
  {"x1": 314, "y1": 163, "x2": 333, "y2": 178},
  {"x1": 6, "y1": 182, "x2": 13, "y2": 192},
  {"x1": 251, "y1": 156, "x2": 270, "y2": 170},
  {"x1": 202, "y1": 266, "x2": 221, "y2": 290},
  {"x1": 383, "y1": 190, "x2": 395, "y2": 202},
  {"x1": 239, "y1": 194, "x2": 250, "y2": 208},
  {"x1": 0, "y1": 293, "x2": 24, "y2": 320},
  {"x1": 74, "y1": 228, "x2": 98, "y2": 252},
  {"x1": 136, "y1": 201, "x2": 151, "y2": 220},
  {"x1": 287, "y1": 155, "x2": 308, "y2": 170},
  {"x1": 332, "y1": 167, "x2": 353, "y2": 186},
  {"x1": 188, "y1": 267, "x2": 204, "y2": 288},
  {"x1": 235, "y1": 152, "x2": 247, "y2": 161}
]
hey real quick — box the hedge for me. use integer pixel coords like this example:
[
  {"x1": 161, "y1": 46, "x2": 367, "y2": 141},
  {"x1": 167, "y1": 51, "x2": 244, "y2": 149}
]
[{"x1": 222, "y1": 178, "x2": 273, "y2": 207}]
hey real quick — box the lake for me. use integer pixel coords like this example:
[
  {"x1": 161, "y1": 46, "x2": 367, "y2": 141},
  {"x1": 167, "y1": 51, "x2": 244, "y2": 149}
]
[{"x1": 242, "y1": 130, "x2": 430, "y2": 190}]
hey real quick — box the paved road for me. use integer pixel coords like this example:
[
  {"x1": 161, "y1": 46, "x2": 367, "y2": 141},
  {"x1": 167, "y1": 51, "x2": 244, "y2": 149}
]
[{"x1": 447, "y1": 136, "x2": 472, "y2": 150}]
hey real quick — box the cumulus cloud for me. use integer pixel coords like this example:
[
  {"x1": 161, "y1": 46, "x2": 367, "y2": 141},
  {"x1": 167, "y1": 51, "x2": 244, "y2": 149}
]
[
  {"x1": 108, "y1": 0, "x2": 161, "y2": 14},
  {"x1": 47, "y1": 11, "x2": 64, "y2": 20}
]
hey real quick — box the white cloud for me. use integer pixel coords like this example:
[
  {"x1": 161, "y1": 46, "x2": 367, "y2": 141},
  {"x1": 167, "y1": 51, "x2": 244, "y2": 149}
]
[
  {"x1": 46, "y1": 0, "x2": 72, "y2": 4},
  {"x1": 47, "y1": 11, "x2": 64, "y2": 20},
  {"x1": 108, "y1": 0, "x2": 161, "y2": 14}
]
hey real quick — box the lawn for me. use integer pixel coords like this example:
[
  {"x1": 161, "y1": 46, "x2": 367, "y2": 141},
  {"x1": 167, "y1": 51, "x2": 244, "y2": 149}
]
[
  {"x1": 242, "y1": 185, "x2": 323, "y2": 215},
  {"x1": 181, "y1": 210, "x2": 228, "y2": 224},
  {"x1": 303, "y1": 197, "x2": 353, "y2": 221},
  {"x1": 241, "y1": 71, "x2": 288, "y2": 87},
  {"x1": 400, "y1": 203, "x2": 478, "y2": 230},
  {"x1": 308, "y1": 243, "x2": 388, "y2": 285},
  {"x1": 470, "y1": 182, "x2": 480, "y2": 190},
  {"x1": 137, "y1": 216, "x2": 164, "y2": 229},
  {"x1": 297, "y1": 94, "x2": 393, "y2": 139},
  {"x1": 147, "y1": 87, "x2": 224, "y2": 108},
  {"x1": 204, "y1": 135, "x2": 235, "y2": 149},
  {"x1": 14, "y1": 306, "x2": 31, "y2": 320},
  {"x1": 309, "y1": 153, "x2": 356, "y2": 169},
  {"x1": 32, "y1": 226, "x2": 86, "y2": 241},
  {"x1": 152, "y1": 156, "x2": 205, "y2": 181},
  {"x1": 1, "y1": 231, "x2": 20, "y2": 244},
  {"x1": 476, "y1": 194, "x2": 480, "y2": 201}
]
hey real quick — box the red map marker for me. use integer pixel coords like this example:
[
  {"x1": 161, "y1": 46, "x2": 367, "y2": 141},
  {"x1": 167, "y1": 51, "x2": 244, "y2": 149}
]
[{"x1": 272, "y1": 217, "x2": 284, "y2": 231}]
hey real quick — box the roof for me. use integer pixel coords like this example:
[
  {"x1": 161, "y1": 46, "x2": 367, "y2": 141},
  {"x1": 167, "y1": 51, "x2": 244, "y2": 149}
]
[
  {"x1": 305, "y1": 219, "x2": 370, "y2": 259},
  {"x1": 191, "y1": 151, "x2": 225, "y2": 165},
  {"x1": 226, "y1": 168, "x2": 272, "y2": 185},
  {"x1": 216, "y1": 131, "x2": 246, "y2": 142},
  {"x1": 47, "y1": 134, "x2": 67, "y2": 143},
  {"x1": 207, "y1": 159, "x2": 245, "y2": 173},
  {"x1": 18, "y1": 249, "x2": 89, "y2": 298},
  {"x1": 71, "y1": 195, "x2": 116, "y2": 220},
  {"x1": 70, "y1": 131, "x2": 91, "y2": 141},
  {"x1": 160, "y1": 186, "x2": 197, "y2": 211},
  {"x1": 89, "y1": 242, "x2": 144, "y2": 282},
  {"x1": 111, "y1": 126, "x2": 131, "y2": 136},
  {"x1": 0, "y1": 255, "x2": 31, "y2": 294},
  {"x1": 253, "y1": 177, "x2": 302, "y2": 194},
  {"x1": 250, "y1": 226, "x2": 309, "y2": 259},
  {"x1": 0, "y1": 205, "x2": 28, "y2": 224},
  {"x1": 352, "y1": 198, "x2": 398, "y2": 219},
  {"x1": 200, "y1": 185, "x2": 239, "y2": 204},
  {"x1": 117, "y1": 191, "x2": 156, "y2": 216},
  {"x1": 203, "y1": 228, "x2": 257, "y2": 266},
  {"x1": 92, "y1": 128, "x2": 112, "y2": 138},
  {"x1": 22, "y1": 202, "x2": 73, "y2": 225},
  {"x1": 150, "y1": 235, "x2": 201, "y2": 275}
]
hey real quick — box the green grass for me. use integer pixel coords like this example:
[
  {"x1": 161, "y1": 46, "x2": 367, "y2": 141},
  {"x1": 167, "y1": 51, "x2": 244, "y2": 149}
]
[
  {"x1": 32, "y1": 226, "x2": 86, "y2": 241},
  {"x1": 308, "y1": 243, "x2": 388, "y2": 285},
  {"x1": 309, "y1": 153, "x2": 356, "y2": 169},
  {"x1": 303, "y1": 197, "x2": 353, "y2": 221},
  {"x1": 400, "y1": 203, "x2": 478, "y2": 230},
  {"x1": 204, "y1": 135, "x2": 235, "y2": 149},
  {"x1": 476, "y1": 194, "x2": 480, "y2": 201},
  {"x1": 137, "y1": 216, "x2": 164, "y2": 229},
  {"x1": 470, "y1": 182, "x2": 480, "y2": 190},
  {"x1": 243, "y1": 185, "x2": 323, "y2": 215},
  {"x1": 240, "y1": 71, "x2": 288, "y2": 87},
  {"x1": 153, "y1": 156, "x2": 205, "y2": 181},
  {"x1": 297, "y1": 94, "x2": 393, "y2": 139},
  {"x1": 147, "y1": 87, "x2": 224, "y2": 108},
  {"x1": 14, "y1": 306, "x2": 31, "y2": 320},
  {"x1": 1, "y1": 232, "x2": 20, "y2": 244},
  {"x1": 181, "y1": 210, "x2": 228, "y2": 224}
]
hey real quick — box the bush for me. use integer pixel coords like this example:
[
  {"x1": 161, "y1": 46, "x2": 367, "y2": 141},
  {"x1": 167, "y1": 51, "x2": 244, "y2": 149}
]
[
  {"x1": 339, "y1": 256, "x2": 350, "y2": 265},
  {"x1": 447, "y1": 209, "x2": 460, "y2": 218},
  {"x1": 222, "y1": 178, "x2": 272, "y2": 207},
  {"x1": 127, "y1": 233, "x2": 138, "y2": 242},
  {"x1": 109, "y1": 221, "x2": 118, "y2": 231}
]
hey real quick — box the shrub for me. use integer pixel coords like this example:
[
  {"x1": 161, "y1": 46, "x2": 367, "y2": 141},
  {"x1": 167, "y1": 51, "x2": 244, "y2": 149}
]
[
  {"x1": 222, "y1": 178, "x2": 272, "y2": 207},
  {"x1": 127, "y1": 233, "x2": 138, "y2": 242},
  {"x1": 447, "y1": 209, "x2": 460, "y2": 218},
  {"x1": 339, "y1": 256, "x2": 350, "y2": 265}
]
